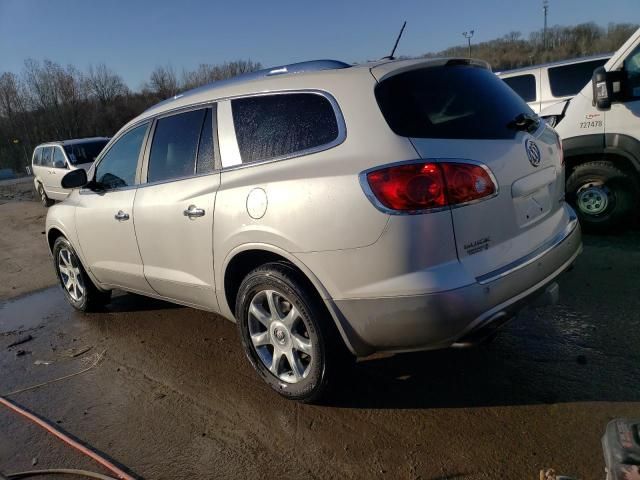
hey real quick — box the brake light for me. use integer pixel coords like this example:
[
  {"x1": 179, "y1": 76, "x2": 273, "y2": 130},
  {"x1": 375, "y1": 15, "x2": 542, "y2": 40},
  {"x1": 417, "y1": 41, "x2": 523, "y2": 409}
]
[{"x1": 365, "y1": 161, "x2": 496, "y2": 212}]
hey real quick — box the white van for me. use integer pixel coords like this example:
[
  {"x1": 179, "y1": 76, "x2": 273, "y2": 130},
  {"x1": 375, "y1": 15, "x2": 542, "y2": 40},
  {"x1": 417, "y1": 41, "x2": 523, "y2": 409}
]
[
  {"x1": 498, "y1": 55, "x2": 610, "y2": 117},
  {"x1": 540, "y1": 28, "x2": 640, "y2": 231},
  {"x1": 32, "y1": 138, "x2": 109, "y2": 206}
]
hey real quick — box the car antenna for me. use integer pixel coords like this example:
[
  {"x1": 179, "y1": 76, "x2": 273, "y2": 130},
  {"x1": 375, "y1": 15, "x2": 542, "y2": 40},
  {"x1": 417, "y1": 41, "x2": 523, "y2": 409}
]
[{"x1": 382, "y1": 21, "x2": 407, "y2": 60}]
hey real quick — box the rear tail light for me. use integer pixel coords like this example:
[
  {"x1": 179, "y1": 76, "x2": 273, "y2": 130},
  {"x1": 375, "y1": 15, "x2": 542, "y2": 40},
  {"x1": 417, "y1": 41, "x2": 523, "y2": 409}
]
[{"x1": 364, "y1": 161, "x2": 496, "y2": 213}]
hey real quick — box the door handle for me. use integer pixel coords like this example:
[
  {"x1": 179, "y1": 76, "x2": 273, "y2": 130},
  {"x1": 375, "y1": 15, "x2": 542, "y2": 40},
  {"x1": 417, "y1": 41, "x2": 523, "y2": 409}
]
[
  {"x1": 183, "y1": 204, "x2": 205, "y2": 218},
  {"x1": 114, "y1": 210, "x2": 130, "y2": 221}
]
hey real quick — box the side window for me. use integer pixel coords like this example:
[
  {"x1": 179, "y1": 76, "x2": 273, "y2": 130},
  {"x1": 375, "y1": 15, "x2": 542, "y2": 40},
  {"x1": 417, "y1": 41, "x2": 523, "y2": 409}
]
[
  {"x1": 32, "y1": 148, "x2": 42, "y2": 166},
  {"x1": 148, "y1": 109, "x2": 206, "y2": 183},
  {"x1": 231, "y1": 93, "x2": 339, "y2": 164},
  {"x1": 196, "y1": 107, "x2": 215, "y2": 174},
  {"x1": 623, "y1": 44, "x2": 640, "y2": 99},
  {"x1": 548, "y1": 59, "x2": 608, "y2": 98},
  {"x1": 502, "y1": 74, "x2": 536, "y2": 103},
  {"x1": 52, "y1": 147, "x2": 67, "y2": 169},
  {"x1": 41, "y1": 147, "x2": 53, "y2": 167},
  {"x1": 95, "y1": 123, "x2": 148, "y2": 189}
]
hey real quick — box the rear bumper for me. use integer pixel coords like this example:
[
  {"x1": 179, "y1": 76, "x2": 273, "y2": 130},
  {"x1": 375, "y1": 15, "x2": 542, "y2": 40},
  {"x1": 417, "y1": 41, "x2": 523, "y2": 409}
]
[{"x1": 333, "y1": 214, "x2": 582, "y2": 356}]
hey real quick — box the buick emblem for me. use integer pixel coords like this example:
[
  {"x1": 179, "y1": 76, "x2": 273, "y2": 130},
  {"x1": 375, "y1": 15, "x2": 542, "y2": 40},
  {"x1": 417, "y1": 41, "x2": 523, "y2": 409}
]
[
  {"x1": 525, "y1": 139, "x2": 541, "y2": 167},
  {"x1": 273, "y1": 327, "x2": 287, "y2": 344}
]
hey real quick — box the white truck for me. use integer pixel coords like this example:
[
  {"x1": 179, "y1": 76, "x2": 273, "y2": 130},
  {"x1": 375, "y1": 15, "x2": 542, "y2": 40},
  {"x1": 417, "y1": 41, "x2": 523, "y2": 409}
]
[{"x1": 539, "y1": 28, "x2": 640, "y2": 231}]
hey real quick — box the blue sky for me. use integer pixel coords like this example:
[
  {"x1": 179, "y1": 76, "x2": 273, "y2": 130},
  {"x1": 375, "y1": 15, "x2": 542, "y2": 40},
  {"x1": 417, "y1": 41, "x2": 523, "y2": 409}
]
[{"x1": 1, "y1": 0, "x2": 637, "y2": 89}]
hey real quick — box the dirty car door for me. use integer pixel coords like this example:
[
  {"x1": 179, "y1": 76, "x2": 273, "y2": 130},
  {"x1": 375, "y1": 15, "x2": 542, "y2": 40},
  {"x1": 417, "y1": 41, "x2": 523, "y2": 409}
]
[
  {"x1": 133, "y1": 107, "x2": 219, "y2": 309},
  {"x1": 75, "y1": 122, "x2": 153, "y2": 293}
]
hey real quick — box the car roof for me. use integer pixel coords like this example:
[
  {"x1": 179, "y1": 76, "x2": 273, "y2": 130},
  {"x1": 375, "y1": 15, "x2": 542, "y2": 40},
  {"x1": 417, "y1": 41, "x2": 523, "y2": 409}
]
[
  {"x1": 496, "y1": 53, "x2": 612, "y2": 76},
  {"x1": 37, "y1": 137, "x2": 111, "y2": 148},
  {"x1": 132, "y1": 57, "x2": 489, "y2": 127}
]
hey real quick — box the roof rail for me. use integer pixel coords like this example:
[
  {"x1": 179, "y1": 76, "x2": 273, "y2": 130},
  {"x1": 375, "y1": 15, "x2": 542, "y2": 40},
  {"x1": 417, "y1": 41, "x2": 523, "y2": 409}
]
[{"x1": 147, "y1": 59, "x2": 351, "y2": 112}]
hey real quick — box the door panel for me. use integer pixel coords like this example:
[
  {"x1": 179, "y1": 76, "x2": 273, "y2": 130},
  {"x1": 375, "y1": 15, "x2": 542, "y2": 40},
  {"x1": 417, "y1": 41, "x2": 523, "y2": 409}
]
[
  {"x1": 40, "y1": 147, "x2": 56, "y2": 194},
  {"x1": 76, "y1": 189, "x2": 152, "y2": 292},
  {"x1": 134, "y1": 106, "x2": 219, "y2": 309},
  {"x1": 134, "y1": 175, "x2": 219, "y2": 308},
  {"x1": 75, "y1": 122, "x2": 151, "y2": 292}
]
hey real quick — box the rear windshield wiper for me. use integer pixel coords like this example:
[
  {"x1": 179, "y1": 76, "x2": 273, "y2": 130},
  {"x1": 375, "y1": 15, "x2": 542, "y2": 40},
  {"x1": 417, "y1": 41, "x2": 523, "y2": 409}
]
[{"x1": 507, "y1": 113, "x2": 540, "y2": 132}]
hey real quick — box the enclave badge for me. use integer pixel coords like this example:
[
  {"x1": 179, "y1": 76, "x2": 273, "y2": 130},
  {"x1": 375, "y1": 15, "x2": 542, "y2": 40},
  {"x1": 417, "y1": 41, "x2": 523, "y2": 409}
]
[{"x1": 525, "y1": 138, "x2": 541, "y2": 167}]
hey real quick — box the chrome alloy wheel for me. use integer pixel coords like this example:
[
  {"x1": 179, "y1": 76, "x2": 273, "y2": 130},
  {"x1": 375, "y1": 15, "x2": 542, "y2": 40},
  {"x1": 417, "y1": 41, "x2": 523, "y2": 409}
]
[
  {"x1": 577, "y1": 183, "x2": 610, "y2": 215},
  {"x1": 57, "y1": 247, "x2": 85, "y2": 302},
  {"x1": 247, "y1": 289, "x2": 313, "y2": 383}
]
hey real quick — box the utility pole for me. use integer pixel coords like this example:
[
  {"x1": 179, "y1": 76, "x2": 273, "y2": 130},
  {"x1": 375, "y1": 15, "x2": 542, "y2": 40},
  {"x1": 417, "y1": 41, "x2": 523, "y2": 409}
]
[
  {"x1": 543, "y1": 0, "x2": 549, "y2": 50},
  {"x1": 462, "y1": 30, "x2": 474, "y2": 58}
]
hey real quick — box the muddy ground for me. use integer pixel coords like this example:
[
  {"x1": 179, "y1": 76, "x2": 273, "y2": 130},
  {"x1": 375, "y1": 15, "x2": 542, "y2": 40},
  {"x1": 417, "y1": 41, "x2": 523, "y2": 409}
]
[{"x1": 0, "y1": 182, "x2": 639, "y2": 479}]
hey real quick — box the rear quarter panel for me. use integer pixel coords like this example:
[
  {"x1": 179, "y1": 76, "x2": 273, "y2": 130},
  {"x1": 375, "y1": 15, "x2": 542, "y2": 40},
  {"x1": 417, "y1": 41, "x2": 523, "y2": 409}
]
[{"x1": 212, "y1": 70, "x2": 418, "y2": 311}]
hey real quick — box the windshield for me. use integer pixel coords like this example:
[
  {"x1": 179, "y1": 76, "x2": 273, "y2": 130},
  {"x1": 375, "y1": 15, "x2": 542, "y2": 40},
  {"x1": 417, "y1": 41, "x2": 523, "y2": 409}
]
[
  {"x1": 63, "y1": 140, "x2": 109, "y2": 165},
  {"x1": 375, "y1": 65, "x2": 535, "y2": 140}
]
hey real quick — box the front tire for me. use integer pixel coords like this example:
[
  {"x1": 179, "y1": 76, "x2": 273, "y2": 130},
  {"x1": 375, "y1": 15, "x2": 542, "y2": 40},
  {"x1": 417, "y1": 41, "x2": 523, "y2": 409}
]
[
  {"x1": 566, "y1": 161, "x2": 638, "y2": 233},
  {"x1": 52, "y1": 237, "x2": 111, "y2": 312},
  {"x1": 235, "y1": 262, "x2": 349, "y2": 403},
  {"x1": 37, "y1": 183, "x2": 54, "y2": 207}
]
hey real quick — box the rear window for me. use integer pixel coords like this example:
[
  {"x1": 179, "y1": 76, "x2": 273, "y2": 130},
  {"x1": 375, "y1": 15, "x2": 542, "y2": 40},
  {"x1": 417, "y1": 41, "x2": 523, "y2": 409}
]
[
  {"x1": 64, "y1": 140, "x2": 108, "y2": 165},
  {"x1": 231, "y1": 93, "x2": 339, "y2": 164},
  {"x1": 375, "y1": 65, "x2": 533, "y2": 140},
  {"x1": 548, "y1": 59, "x2": 608, "y2": 97},
  {"x1": 503, "y1": 74, "x2": 537, "y2": 103}
]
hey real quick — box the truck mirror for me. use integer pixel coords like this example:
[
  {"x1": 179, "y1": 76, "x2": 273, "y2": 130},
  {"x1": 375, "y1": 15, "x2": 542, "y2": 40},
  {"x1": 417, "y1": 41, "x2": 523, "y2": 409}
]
[{"x1": 592, "y1": 67, "x2": 612, "y2": 111}]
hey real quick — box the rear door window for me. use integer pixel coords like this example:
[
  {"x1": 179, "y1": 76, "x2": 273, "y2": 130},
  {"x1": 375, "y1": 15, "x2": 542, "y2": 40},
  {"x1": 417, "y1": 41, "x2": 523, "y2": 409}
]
[
  {"x1": 548, "y1": 59, "x2": 608, "y2": 97},
  {"x1": 502, "y1": 74, "x2": 537, "y2": 102},
  {"x1": 148, "y1": 109, "x2": 206, "y2": 183},
  {"x1": 375, "y1": 65, "x2": 533, "y2": 140},
  {"x1": 231, "y1": 93, "x2": 339, "y2": 164},
  {"x1": 41, "y1": 147, "x2": 53, "y2": 167}
]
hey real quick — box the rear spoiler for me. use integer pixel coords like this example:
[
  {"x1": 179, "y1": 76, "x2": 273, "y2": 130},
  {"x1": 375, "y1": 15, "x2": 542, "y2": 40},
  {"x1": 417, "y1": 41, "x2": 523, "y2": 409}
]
[{"x1": 370, "y1": 57, "x2": 491, "y2": 83}]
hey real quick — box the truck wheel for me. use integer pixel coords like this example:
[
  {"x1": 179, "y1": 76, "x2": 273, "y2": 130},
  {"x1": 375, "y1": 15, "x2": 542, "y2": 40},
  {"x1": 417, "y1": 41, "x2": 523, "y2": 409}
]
[
  {"x1": 235, "y1": 262, "x2": 350, "y2": 403},
  {"x1": 37, "y1": 183, "x2": 54, "y2": 207},
  {"x1": 53, "y1": 236, "x2": 111, "y2": 312},
  {"x1": 566, "y1": 161, "x2": 638, "y2": 232}
]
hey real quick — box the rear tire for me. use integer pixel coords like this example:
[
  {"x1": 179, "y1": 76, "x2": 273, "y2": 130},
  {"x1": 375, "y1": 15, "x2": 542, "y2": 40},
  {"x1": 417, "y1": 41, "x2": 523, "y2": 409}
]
[
  {"x1": 37, "y1": 183, "x2": 54, "y2": 207},
  {"x1": 235, "y1": 262, "x2": 350, "y2": 403},
  {"x1": 566, "y1": 161, "x2": 638, "y2": 233},
  {"x1": 53, "y1": 236, "x2": 111, "y2": 312}
]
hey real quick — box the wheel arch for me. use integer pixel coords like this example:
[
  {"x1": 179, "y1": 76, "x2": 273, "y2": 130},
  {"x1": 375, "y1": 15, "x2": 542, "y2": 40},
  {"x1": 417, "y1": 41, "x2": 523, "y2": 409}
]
[
  {"x1": 47, "y1": 226, "x2": 66, "y2": 253},
  {"x1": 563, "y1": 133, "x2": 640, "y2": 182},
  {"x1": 220, "y1": 244, "x2": 366, "y2": 356},
  {"x1": 46, "y1": 224, "x2": 105, "y2": 291}
]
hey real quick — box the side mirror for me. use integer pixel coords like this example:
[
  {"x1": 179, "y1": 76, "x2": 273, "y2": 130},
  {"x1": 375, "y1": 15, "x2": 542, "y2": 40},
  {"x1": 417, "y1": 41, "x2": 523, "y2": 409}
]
[
  {"x1": 61, "y1": 169, "x2": 88, "y2": 189},
  {"x1": 592, "y1": 67, "x2": 612, "y2": 111},
  {"x1": 592, "y1": 67, "x2": 625, "y2": 111}
]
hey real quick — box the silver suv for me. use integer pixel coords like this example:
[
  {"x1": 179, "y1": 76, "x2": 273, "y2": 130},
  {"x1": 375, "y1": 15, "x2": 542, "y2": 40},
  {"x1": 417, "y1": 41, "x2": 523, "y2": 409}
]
[{"x1": 46, "y1": 58, "x2": 582, "y2": 402}]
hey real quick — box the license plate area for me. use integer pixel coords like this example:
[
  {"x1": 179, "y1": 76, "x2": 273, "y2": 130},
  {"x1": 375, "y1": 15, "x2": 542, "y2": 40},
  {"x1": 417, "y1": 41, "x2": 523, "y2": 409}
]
[{"x1": 513, "y1": 185, "x2": 552, "y2": 227}]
